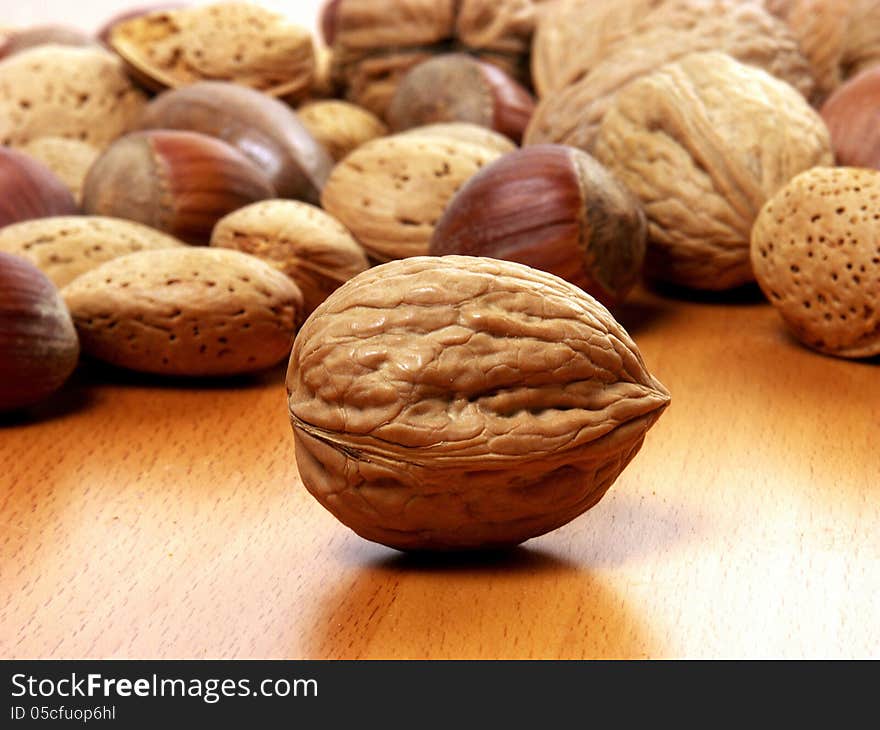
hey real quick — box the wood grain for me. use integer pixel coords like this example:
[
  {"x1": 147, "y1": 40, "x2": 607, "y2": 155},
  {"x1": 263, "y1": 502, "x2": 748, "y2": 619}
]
[{"x1": 1, "y1": 286, "x2": 878, "y2": 659}]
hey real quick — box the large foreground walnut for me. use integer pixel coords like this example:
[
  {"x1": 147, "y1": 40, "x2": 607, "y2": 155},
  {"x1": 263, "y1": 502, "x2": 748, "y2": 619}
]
[
  {"x1": 525, "y1": 0, "x2": 815, "y2": 152},
  {"x1": 287, "y1": 256, "x2": 670, "y2": 551},
  {"x1": 594, "y1": 52, "x2": 832, "y2": 290}
]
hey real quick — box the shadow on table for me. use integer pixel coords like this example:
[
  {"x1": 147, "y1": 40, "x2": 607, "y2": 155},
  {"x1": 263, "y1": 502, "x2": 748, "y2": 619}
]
[
  {"x1": 0, "y1": 373, "x2": 96, "y2": 429},
  {"x1": 301, "y1": 544, "x2": 657, "y2": 659},
  {"x1": 646, "y1": 279, "x2": 767, "y2": 306}
]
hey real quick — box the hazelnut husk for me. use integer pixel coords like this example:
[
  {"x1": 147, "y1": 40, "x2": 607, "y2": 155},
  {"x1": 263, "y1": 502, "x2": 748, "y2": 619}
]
[
  {"x1": 0, "y1": 147, "x2": 78, "y2": 228},
  {"x1": 0, "y1": 251, "x2": 79, "y2": 413},
  {"x1": 82, "y1": 130, "x2": 275, "y2": 245},
  {"x1": 821, "y1": 66, "x2": 880, "y2": 169},
  {"x1": 387, "y1": 53, "x2": 535, "y2": 143},
  {"x1": 139, "y1": 82, "x2": 333, "y2": 203},
  {"x1": 430, "y1": 145, "x2": 646, "y2": 305}
]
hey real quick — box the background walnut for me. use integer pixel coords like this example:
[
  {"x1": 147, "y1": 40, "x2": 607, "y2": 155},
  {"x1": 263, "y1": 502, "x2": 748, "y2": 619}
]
[
  {"x1": 593, "y1": 52, "x2": 832, "y2": 290},
  {"x1": 524, "y1": 0, "x2": 815, "y2": 152},
  {"x1": 765, "y1": 0, "x2": 880, "y2": 101},
  {"x1": 287, "y1": 256, "x2": 670, "y2": 551},
  {"x1": 323, "y1": 0, "x2": 538, "y2": 119}
]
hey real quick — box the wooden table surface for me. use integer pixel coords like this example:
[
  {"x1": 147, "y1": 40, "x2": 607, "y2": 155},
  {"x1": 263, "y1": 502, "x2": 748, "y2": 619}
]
[{"x1": 1, "y1": 285, "x2": 877, "y2": 659}]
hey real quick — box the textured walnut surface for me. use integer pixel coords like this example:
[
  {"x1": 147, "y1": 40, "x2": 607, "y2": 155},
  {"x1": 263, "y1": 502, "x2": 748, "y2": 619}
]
[
  {"x1": 594, "y1": 52, "x2": 832, "y2": 290},
  {"x1": 110, "y1": 2, "x2": 316, "y2": 99},
  {"x1": 525, "y1": 0, "x2": 815, "y2": 152},
  {"x1": 211, "y1": 200, "x2": 369, "y2": 316},
  {"x1": 287, "y1": 256, "x2": 670, "y2": 550},
  {"x1": 751, "y1": 167, "x2": 880, "y2": 358},
  {"x1": 63, "y1": 248, "x2": 303, "y2": 376},
  {"x1": 0, "y1": 215, "x2": 183, "y2": 289},
  {"x1": 0, "y1": 45, "x2": 146, "y2": 149}
]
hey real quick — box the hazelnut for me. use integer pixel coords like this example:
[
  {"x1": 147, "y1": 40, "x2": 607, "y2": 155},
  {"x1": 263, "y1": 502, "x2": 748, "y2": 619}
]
[
  {"x1": 82, "y1": 130, "x2": 275, "y2": 245},
  {"x1": 139, "y1": 82, "x2": 333, "y2": 203},
  {"x1": 430, "y1": 145, "x2": 646, "y2": 305},
  {"x1": 0, "y1": 251, "x2": 79, "y2": 412},
  {"x1": 388, "y1": 53, "x2": 535, "y2": 143},
  {"x1": 821, "y1": 66, "x2": 880, "y2": 169},
  {"x1": 0, "y1": 147, "x2": 78, "y2": 228}
]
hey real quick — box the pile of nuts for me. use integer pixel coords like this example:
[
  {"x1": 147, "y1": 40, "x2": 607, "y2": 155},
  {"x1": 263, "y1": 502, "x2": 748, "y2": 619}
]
[{"x1": 1, "y1": 0, "x2": 877, "y2": 551}]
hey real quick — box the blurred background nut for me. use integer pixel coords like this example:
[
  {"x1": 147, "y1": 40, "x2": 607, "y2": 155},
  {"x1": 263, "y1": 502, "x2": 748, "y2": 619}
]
[
  {"x1": 387, "y1": 53, "x2": 535, "y2": 143},
  {"x1": 0, "y1": 45, "x2": 146, "y2": 151},
  {"x1": 108, "y1": 2, "x2": 316, "y2": 100},
  {"x1": 820, "y1": 66, "x2": 880, "y2": 169},
  {"x1": 594, "y1": 52, "x2": 833, "y2": 291},
  {"x1": 139, "y1": 82, "x2": 333, "y2": 204},
  {"x1": 287, "y1": 255, "x2": 670, "y2": 551},
  {"x1": 531, "y1": 0, "x2": 664, "y2": 97},
  {"x1": 96, "y1": 2, "x2": 188, "y2": 46},
  {"x1": 764, "y1": 0, "x2": 880, "y2": 101},
  {"x1": 211, "y1": 200, "x2": 369, "y2": 316},
  {"x1": 524, "y1": 0, "x2": 815, "y2": 152},
  {"x1": 320, "y1": 127, "x2": 508, "y2": 262},
  {"x1": 322, "y1": 0, "x2": 538, "y2": 119},
  {"x1": 82, "y1": 130, "x2": 275, "y2": 245},
  {"x1": 751, "y1": 167, "x2": 880, "y2": 359},
  {"x1": 0, "y1": 23, "x2": 95, "y2": 59},
  {"x1": 0, "y1": 216, "x2": 183, "y2": 288},
  {"x1": 0, "y1": 251, "x2": 79, "y2": 413},
  {"x1": 19, "y1": 137, "x2": 99, "y2": 204},
  {"x1": 430, "y1": 145, "x2": 646, "y2": 306},
  {"x1": 296, "y1": 100, "x2": 387, "y2": 162},
  {"x1": 63, "y1": 248, "x2": 303, "y2": 377},
  {"x1": 0, "y1": 147, "x2": 78, "y2": 228}
]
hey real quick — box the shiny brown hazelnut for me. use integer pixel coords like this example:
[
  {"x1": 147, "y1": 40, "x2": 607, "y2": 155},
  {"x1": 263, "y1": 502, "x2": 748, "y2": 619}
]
[
  {"x1": 0, "y1": 147, "x2": 78, "y2": 228},
  {"x1": 138, "y1": 82, "x2": 332, "y2": 204},
  {"x1": 821, "y1": 66, "x2": 880, "y2": 169},
  {"x1": 0, "y1": 24, "x2": 95, "y2": 59},
  {"x1": 430, "y1": 144, "x2": 647, "y2": 306},
  {"x1": 387, "y1": 53, "x2": 536, "y2": 143},
  {"x1": 0, "y1": 251, "x2": 79, "y2": 412},
  {"x1": 82, "y1": 130, "x2": 275, "y2": 245}
]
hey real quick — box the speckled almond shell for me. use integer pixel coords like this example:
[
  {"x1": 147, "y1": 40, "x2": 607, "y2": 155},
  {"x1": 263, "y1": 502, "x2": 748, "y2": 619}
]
[
  {"x1": 593, "y1": 52, "x2": 832, "y2": 290},
  {"x1": 287, "y1": 255, "x2": 670, "y2": 551},
  {"x1": 751, "y1": 167, "x2": 880, "y2": 358},
  {"x1": 210, "y1": 200, "x2": 369, "y2": 316},
  {"x1": 399, "y1": 122, "x2": 517, "y2": 155},
  {"x1": 320, "y1": 131, "x2": 507, "y2": 261},
  {"x1": 0, "y1": 45, "x2": 147, "y2": 149},
  {"x1": 524, "y1": 0, "x2": 815, "y2": 152},
  {"x1": 0, "y1": 216, "x2": 183, "y2": 289},
  {"x1": 109, "y1": 2, "x2": 316, "y2": 99},
  {"x1": 63, "y1": 248, "x2": 303, "y2": 376},
  {"x1": 296, "y1": 100, "x2": 388, "y2": 162}
]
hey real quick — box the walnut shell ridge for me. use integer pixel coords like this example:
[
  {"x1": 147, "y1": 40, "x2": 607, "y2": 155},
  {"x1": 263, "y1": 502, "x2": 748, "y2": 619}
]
[
  {"x1": 287, "y1": 256, "x2": 670, "y2": 551},
  {"x1": 594, "y1": 52, "x2": 832, "y2": 290}
]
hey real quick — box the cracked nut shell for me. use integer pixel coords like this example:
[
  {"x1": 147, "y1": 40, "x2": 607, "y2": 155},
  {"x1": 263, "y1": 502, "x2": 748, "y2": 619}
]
[{"x1": 287, "y1": 255, "x2": 670, "y2": 551}]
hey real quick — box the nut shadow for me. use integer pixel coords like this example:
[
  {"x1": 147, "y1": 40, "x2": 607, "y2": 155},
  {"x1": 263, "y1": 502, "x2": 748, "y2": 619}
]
[
  {"x1": 299, "y1": 543, "x2": 657, "y2": 659},
  {"x1": 0, "y1": 374, "x2": 95, "y2": 429},
  {"x1": 646, "y1": 278, "x2": 767, "y2": 306}
]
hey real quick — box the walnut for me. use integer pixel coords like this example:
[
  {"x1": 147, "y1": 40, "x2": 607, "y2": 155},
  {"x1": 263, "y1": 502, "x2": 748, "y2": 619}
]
[
  {"x1": 764, "y1": 0, "x2": 880, "y2": 101},
  {"x1": 593, "y1": 52, "x2": 833, "y2": 290},
  {"x1": 286, "y1": 256, "x2": 670, "y2": 551},
  {"x1": 323, "y1": 0, "x2": 538, "y2": 119},
  {"x1": 524, "y1": 0, "x2": 815, "y2": 152}
]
